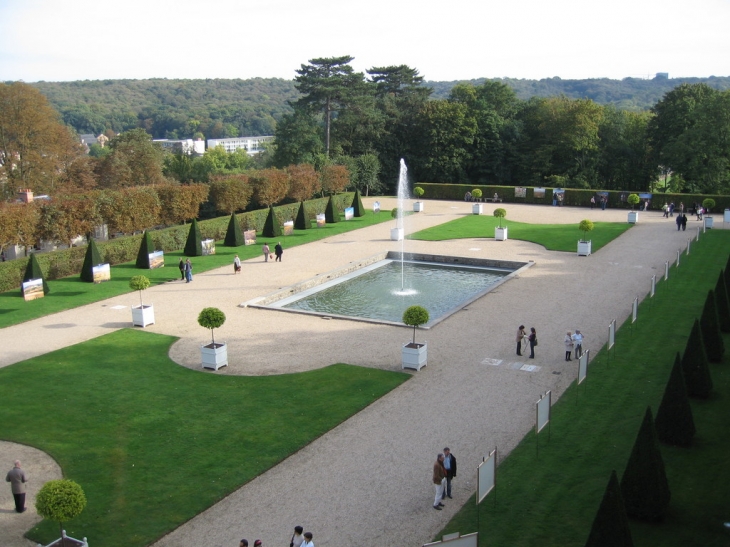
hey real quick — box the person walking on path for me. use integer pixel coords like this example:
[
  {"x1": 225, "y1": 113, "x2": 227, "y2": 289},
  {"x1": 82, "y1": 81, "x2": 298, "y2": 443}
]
[
  {"x1": 185, "y1": 259, "x2": 193, "y2": 282},
  {"x1": 681, "y1": 213, "x2": 687, "y2": 231},
  {"x1": 275, "y1": 242, "x2": 283, "y2": 262},
  {"x1": 234, "y1": 255, "x2": 241, "y2": 274},
  {"x1": 676, "y1": 214, "x2": 682, "y2": 231},
  {"x1": 441, "y1": 447, "x2": 457, "y2": 500},
  {"x1": 600, "y1": 196, "x2": 607, "y2": 210},
  {"x1": 432, "y1": 453, "x2": 446, "y2": 510},
  {"x1": 290, "y1": 526, "x2": 304, "y2": 547},
  {"x1": 178, "y1": 258, "x2": 185, "y2": 281},
  {"x1": 528, "y1": 327, "x2": 537, "y2": 359},
  {"x1": 262, "y1": 243, "x2": 270, "y2": 262},
  {"x1": 6, "y1": 460, "x2": 27, "y2": 513},
  {"x1": 564, "y1": 331, "x2": 574, "y2": 361},
  {"x1": 253, "y1": 540, "x2": 262, "y2": 547},
  {"x1": 572, "y1": 329, "x2": 584, "y2": 359},
  {"x1": 516, "y1": 325, "x2": 526, "y2": 356},
  {"x1": 662, "y1": 203, "x2": 669, "y2": 218},
  {"x1": 239, "y1": 540, "x2": 248, "y2": 547},
  {"x1": 301, "y1": 532, "x2": 314, "y2": 547},
  {"x1": 590, "y1": 196, "x2": 595, "y2": 209}
]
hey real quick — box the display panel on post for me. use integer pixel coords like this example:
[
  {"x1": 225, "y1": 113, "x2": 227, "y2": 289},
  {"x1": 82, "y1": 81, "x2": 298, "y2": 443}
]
[{"x1": 477, "y1": 448, "x2": 497, "y2": 504}]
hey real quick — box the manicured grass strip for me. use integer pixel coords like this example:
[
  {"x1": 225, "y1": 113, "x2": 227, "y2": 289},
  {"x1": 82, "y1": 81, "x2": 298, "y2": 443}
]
[
  {"x1": 0, "y1": 329, "x2": 409, "y2": 547},
  {"x1": 0, "y1": 210, "x2": 393, "y2": 329},
  {"x1": 410, "y1": 215, "x2": 631, "y2": 252},
  {"x1": 437, "y1": 230, "x2": 730, "y2": 546}
]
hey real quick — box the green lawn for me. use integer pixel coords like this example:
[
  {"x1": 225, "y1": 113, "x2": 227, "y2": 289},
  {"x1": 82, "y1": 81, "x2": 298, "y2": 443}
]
[
  {"x1": 0, "y1": 210, "x2": 393, "y2": 329},
  {"x1": 0, "y1": 329, "x2": 409, "y2": 547},
  {"x1": 411, "y1": 215, "x2": 632, "y2": 252},
  {"x1": 438, "y1": 230, "x2": 730, "y2": 546}
]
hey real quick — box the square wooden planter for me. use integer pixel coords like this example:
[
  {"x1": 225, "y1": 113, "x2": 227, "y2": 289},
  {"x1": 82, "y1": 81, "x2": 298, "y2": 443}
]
[
  {"x1": 578, "y1": 240, "x2": 592, "y2": 256},
  {"x1": 704, "y1": 216, "x2": 714, "y2": 229},
  {"x1": 413, "y1": 201, "x2": 424, "y2": 212},
  {"x1": 402, "y1": 342, "x2": 427, "y2": 371},
  {"x1": 495, "y1": 226, "x2": 508, "y2": 241},
  {"x1": 390, "y1": 227, "x2": 404, "y2": 241},
  {"x1": 628, "y1": 211, "x2": 639, "y2": 224},
  {"x1": 472, "y1": 203, "x2": 483, "y2": 215},
  {"x1": 201, "y1": 342, "x2": 228, "y2": 370},
  {"x1": 131, "y1": 304, "x2": 155, "y2": 327}
]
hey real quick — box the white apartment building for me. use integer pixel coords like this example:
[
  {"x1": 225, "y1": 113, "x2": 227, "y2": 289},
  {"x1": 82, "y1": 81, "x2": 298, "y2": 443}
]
[
  {"x1": 153, "y1": 138, "x2": 206, "y2": 155},
  {"x1": 206, "y1": 136, "x2": 273, "y2": 155}
]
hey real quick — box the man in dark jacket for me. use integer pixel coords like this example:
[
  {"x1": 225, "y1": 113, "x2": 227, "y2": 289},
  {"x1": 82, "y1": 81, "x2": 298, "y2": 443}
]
[{"x1": 442, "y1": 447, "x2": 457, "y2": 500}]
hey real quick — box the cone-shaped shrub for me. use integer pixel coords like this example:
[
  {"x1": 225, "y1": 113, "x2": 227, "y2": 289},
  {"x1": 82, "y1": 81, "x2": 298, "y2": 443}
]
[
  {"x1": 22, "y1": 253, "x2": 49, "y2": 295},
  {"x1": 700, "y1": 289, "x2": 724, "y2": 362},
  {"x1": 585, "y1": 470, "x2": 634, "y2": 547},
  {"x1": 184, "y1": 219, "x2": 203, "y2": 257},
  {"x1": 620, "y1": 407, "x2": 671, "y2": 522},
  {"x1": 351, "y1": 189, "x2": 365, "y2": 217},
  {"x1": 682, "y1": 319, "x2": 713, "y2": 398},
  {"x1": 655, "y1": 353, "x2": 695, "y2": 446},
  {"x1": 135, "y1": 230, "x2": 154, "y2": 268},
  {"x1": 294, "y1": 202, "x2": 309, "y2": 230},
  {"x1": 80, "y1": 239, "x2": 103, "y2": 282},
  {"x1": 714, "y1": 270, "x2": 730, "y2": 333},
  {"x1": 324, "y1": 195, "x2": 339, "y2": 223},
  {"x1": 724, "y1": 255, "x2": 730, "y2": 294},
  {"x1": 224, "y1": 213, "x2": 244, "y2": 247},
  {"x1": 262, "y1": 206, "x2": 282, "y2": 238}
]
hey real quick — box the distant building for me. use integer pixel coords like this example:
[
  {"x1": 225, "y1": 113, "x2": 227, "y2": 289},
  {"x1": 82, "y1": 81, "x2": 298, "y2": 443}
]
[
  {"x1": 153, "y1": 138, "x2": 205, "y2": 156},
  {"x1": 206, "y1": 136, "x2": 273, "y2": 155},
  {"x1": 79, "y1": 133, "x2": 108, "y2": 153},
  {"x1": 655, "y1": 73, "x2": 669, "y2": 80}
]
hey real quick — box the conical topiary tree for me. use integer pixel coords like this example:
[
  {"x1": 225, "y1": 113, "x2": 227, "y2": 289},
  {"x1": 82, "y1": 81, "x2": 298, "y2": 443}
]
[
  {"x1": 620, "y1": 407, "x2": 671, "y2": 522},
  {"x1": 655, "y1": 353, "x2": 695, "y2": 446},
  {"x1": 324, "y1": 195, "x2": 339, "y2": 223},
  {"x1": 184, "y1": 218, "x2": 203, "y2": 257},
  {"x1": 585, "y1": 470, "x2": 634, "y2": 547},
  {"x1": 80, "y1": 239, "x2": 103, "y2": 282},
  {"x1": 22, "y1": 253, "x2": 49, "y2": 295},
  {"x1": 700, "y1": 289, "x2": 724, "y2": 362},
  {"x1": 724, "y1": 255, "x2": 730, "y2": 294},
  {"x1": 294, "y1": 202, "x2": 309, "y2": 230},
  {"x1": 224, "y1": 213, "x2": 244, "y2": 247},
  {"x1": 714, "y1": 270, "x2": 730, "y2": 333},
  {"x1": 135, "y1": 230, "x2": 154, "y2": 268},
  {"x1": 262, "y1": 206, "x2": 282, "y2": 238},
  {"x1": 351, "y1": 189, "x2": 365, "y2": 217},
  {"x1": 682, "y1": 319, "x2": 713, "y2": 398}
]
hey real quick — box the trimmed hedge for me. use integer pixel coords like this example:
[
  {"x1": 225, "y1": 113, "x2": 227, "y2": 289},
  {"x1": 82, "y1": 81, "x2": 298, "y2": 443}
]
[{"x1": 0, "y1": 195, "x2": 351, "y2": 293}]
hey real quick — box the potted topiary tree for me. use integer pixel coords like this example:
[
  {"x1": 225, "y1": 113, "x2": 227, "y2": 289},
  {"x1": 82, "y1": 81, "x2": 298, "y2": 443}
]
[
  {"x1": 199, "y1": 307, "x2": 228, "y2": 370},
  {"x1": 703, "y1": 198, "x2": 716, "y2": 229},
  {"x1": 35, "y1": 479, "x2": 88, "y2": 547},
  {"x1": 494, "y1": 208, "x2": 508, "y2": 240},
  {"x1": 413, "y1": 186, "x2": 425, "y2": 212},
  {"x1": 129, "y1": 275, "x2": 154, "y2": 327},
  {"x1": 578, "y1": 219, "x2": 594, "y2": 256},
  {"x1": 471, "y1": 189, "x2": 483, "y2": 214},
  {"x1": 402, "y1": 305, "x2": 429, "y2": 371},
  {"x1": 390, "y1": 207, "x2": 404, "y2": 241},
  {"x1": 627, "y1": 194, "x2": 640, "y2": 223}
]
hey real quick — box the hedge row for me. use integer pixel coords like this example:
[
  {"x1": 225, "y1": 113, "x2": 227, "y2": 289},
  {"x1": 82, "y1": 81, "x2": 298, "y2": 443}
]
[
  {"x1": 417, "y1": 183, "x2": 730, "y2": 211},
  {"x1": 0, "y1": 195, "x2": 351, "y2": 293}
]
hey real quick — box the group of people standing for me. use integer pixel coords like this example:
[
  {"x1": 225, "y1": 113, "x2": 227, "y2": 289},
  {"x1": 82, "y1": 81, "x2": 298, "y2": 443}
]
[
  {"x1": 432, "y1": 447, "x2": 457, "y2": 510},
  {"x1": 516, "y1": 325, "x2": 538, "y2": 358},
  {"x1": 178, "y1": 258, "x2": 193, "y2": 282},
  {"x1": 261, "y1": 242, "x2": 283, "y2": 262},
  {"x1": 563, "y1": 330, "x2": 584, "y2": 361},
  {"x1": 239, "y1": 526, "x2": 314, "y2": 547}
]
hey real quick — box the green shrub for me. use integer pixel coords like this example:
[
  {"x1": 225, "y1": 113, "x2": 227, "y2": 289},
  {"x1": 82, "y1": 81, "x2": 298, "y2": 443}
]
[
  {"x1": 403, "y1": 305, "x2": 429, "y2": 345},
  {"x1": 324, "y1": 195, "x2": 339, "y2": 224},
  {"x1": 184, "y1": 219, "x2": 203, "y2": 257},
  {"x1": 294, "y1": 202, "x2": 309, "y2": 230},
  {"x1": 224, "y1": 213, "x2": 244, "y2": 247},
  {"x1": 22, "y1": 253, "x2": 49, "y2": 295},
  {"x1": 700, "y1": 289, "x2": 724, "y2": 362},
  {"x1": 413, "y1": 186, "x2": 425, "y2": 198},
  {"x1": 135, "y1": 230, "x2": 154, "y2": 269},
  {"x1": 493, "y1": 208, "x2": 507, "y2": 228},
  {"x1": 471, "y1": 188, "x2": 482, "y2": 199},
  {"x1": 714, "y1": 270, "x2": 730, "y2": 333},
  {"x1": 655, "y1": 353, "x2": 695, "y2": 447},
  {"x1": 129, "y1": 275, "x2": 150, "y2": 307},
  {"x1": 351, "y1": 189, "x2": 365, "y2": 217},
  {"x1": 80, "y1": 239, "x2": 103, "y2": 282},
  {"x1": 681, "y1": 319, "x2": 713, "y2": 398},
  {"x1": 262, "y1": 206, "x2": 282, "y2": 237},
  {"x1": 35, "y1": 479, "x2": 87, "y2": 540},
  {"x1": 627, "y1": 194, "x2": 640, "y2": 210},
  {"x1": 585, "y1": 470, "x2": 634, "y2": 547},
  {"x1": 198, "y1": 307, "x2": 226, "y2": 345},
  {"x1": 702, "y1": 198, "x2": 716, "y2": 212},
  {"x1": 579, "y1": 220, "x2": 595, "y2": 240}
]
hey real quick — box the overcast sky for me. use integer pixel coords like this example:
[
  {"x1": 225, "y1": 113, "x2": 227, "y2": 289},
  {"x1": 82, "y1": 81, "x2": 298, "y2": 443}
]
[{"x1": 1, "y1": 0, "x2": 728, "y2": 83}]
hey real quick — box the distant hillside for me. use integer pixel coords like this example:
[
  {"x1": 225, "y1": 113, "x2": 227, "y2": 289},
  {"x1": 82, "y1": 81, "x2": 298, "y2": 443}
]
[{"x1": 26, "y1": 75, "x2": 730, "y2": 138}]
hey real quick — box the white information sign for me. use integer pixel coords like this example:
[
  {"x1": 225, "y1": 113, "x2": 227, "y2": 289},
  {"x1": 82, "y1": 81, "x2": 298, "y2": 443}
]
[
  {"x1": 422, "y1": 533, "x2": 478, "y2": 547},
  {"x1": 650, "y1": 275, "x2": 656, "y2": 298},
  {"x1": 665, "y1": 261, "x2": 669, "y2": 281},
  {"x1": 686, "y1": 238, "x2": 691, "y2": 255},
  {"x1": 22, "y1": 278, "x2": 44, "y2": 301},
  {"x1": 676, "y1": 249, "x2": 680, "y2": 267},
  {"x1": 608, "y1": 320, "x2": 615, "y2": 350},
  {"x1": 344, "y1": 206, "x2": 354, "y2": 220},
  {"x1": 632, "y1": 297, "x2": 638, "y2": 324},
  {"x1": 536, "y1": 391, "x2": 551, "y2": 434},
  {"x1": 477, "y1": 449, "x2": 497, "y2": 504},
  {"x1": 578, "y1": 349, "x2": 589, "y2": 384}
]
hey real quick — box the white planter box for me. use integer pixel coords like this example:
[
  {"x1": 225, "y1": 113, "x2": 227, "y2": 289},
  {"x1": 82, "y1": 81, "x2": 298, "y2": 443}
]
[
  {"x1": 131, "y1": 304, "x2": 155, "y2": 327},
  {"x1": 201, "y1": 342, "x2": 228, "y2": 370},
  {"x1": 413, "y1": 201, "x2": 424, "y2": 212},
  {"x1": 402, "y1": 342, "x2": 427, "y2": 371},
  {"x1": 628, "y1": 211, "x2": 639, "y2": 224},
  {"x1": 390, "y1": 227, "x2": 404, "y2": 241},
  {"x1": 495, "y1": 226, "x2": 508, "y2": 241},
  {"x1": 472, "y1": 203, "x2": 483, "y2": 215},
  {"x1": 705, "y1": 216, "x2": 714, "y2": 229},
  {"x1": 40, "y1": 530, "x2": 88, "y2": 547},
  {"x1": 578, "y1": 240, "x2": 592, "y2": 256}
]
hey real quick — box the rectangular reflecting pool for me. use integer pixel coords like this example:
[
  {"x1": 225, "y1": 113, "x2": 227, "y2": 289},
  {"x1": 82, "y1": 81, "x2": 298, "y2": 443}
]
[{"x1": 245, "y1": 252, "x2": 532, "y2": 328}]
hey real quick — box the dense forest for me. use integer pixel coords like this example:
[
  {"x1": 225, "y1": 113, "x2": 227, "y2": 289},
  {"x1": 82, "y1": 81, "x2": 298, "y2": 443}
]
[{"x1": 24, "y1": 75, "x2": 730, "y2": 140}]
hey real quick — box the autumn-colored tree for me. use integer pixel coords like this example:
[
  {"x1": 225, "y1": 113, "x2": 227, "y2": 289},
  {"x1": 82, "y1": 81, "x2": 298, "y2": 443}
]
[
  {"x1": 320, "y1": 164, "x2": 350, "y2": 195},
  {"x1": 99, "y1": 187, "x2": 161, "y2": 234},
  {"x1": 96, "y1": 128, "x2": 166, "y2": 188},
  {"x1": 156, "y1": 183, "x2": 209, "y2": 225},
  {"x1": 251, "y1": 168, "x2": 290, "y2": 207},
  {"x1": 37, "y1": 196, "x2": 100, "y2": 248},
  {"x1": 0, "y1": 82, "x2": 83, "y2": 198},
  {"x1": 0, "y1": 202, "x2": 39, "y2": 254},
  {"x1": 209, "y1": 174, "x2": 253, "y2": 214},
  {"x1": 286, "y1": 163, "x2": 321, "y2": 202},
  {"x1": 56, "y1": 156, "x2": 99, "y2": 194}
]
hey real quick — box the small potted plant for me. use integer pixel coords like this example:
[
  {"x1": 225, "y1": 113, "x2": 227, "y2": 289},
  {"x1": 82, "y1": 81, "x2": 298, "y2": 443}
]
[
  {"x1": 703, "y1": 198, "x2": 716, "y2": 229},
  {"x1": 578, "y1": 219, "x2": 594, "y2": 256},
  {"x1": 627, "y1": 193, "x2": 640, "y2": 223},
  {"x1": 35, "y1": 479, "x2": 88, "y2": 547},
  {"x1": 198, "y1": 307, "x2": 228, "y2": 370},
  {"x1": 402, "y1": 305, "x2": 429, "y2": 370},
  {"x1": 471, "y1": 189, "x2": 483, "y2": 214},
  {"x1": 494, "y1": 208, "x2": 508, "y2": 240},
  {"x1": 413, "y1": 186, "x2": 425, "y2": 212},
  {"x1": 390, "y1": 207, "x2": 404, "y2": 241},
  {"x1": 129, "y1": 275, "x2": 154, "y2": 327}
]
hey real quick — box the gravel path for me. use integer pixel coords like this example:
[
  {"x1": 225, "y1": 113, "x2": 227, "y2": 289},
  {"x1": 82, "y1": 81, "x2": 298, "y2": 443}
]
[{"x1": 0, "y1": 200, "x2": 706, "y2": 547}]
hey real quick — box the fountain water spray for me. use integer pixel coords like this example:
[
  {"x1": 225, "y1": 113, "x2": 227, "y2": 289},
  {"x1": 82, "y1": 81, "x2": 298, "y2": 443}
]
[{"x1": 394, "y1": 159, "x2": 417, "y2": 295}]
